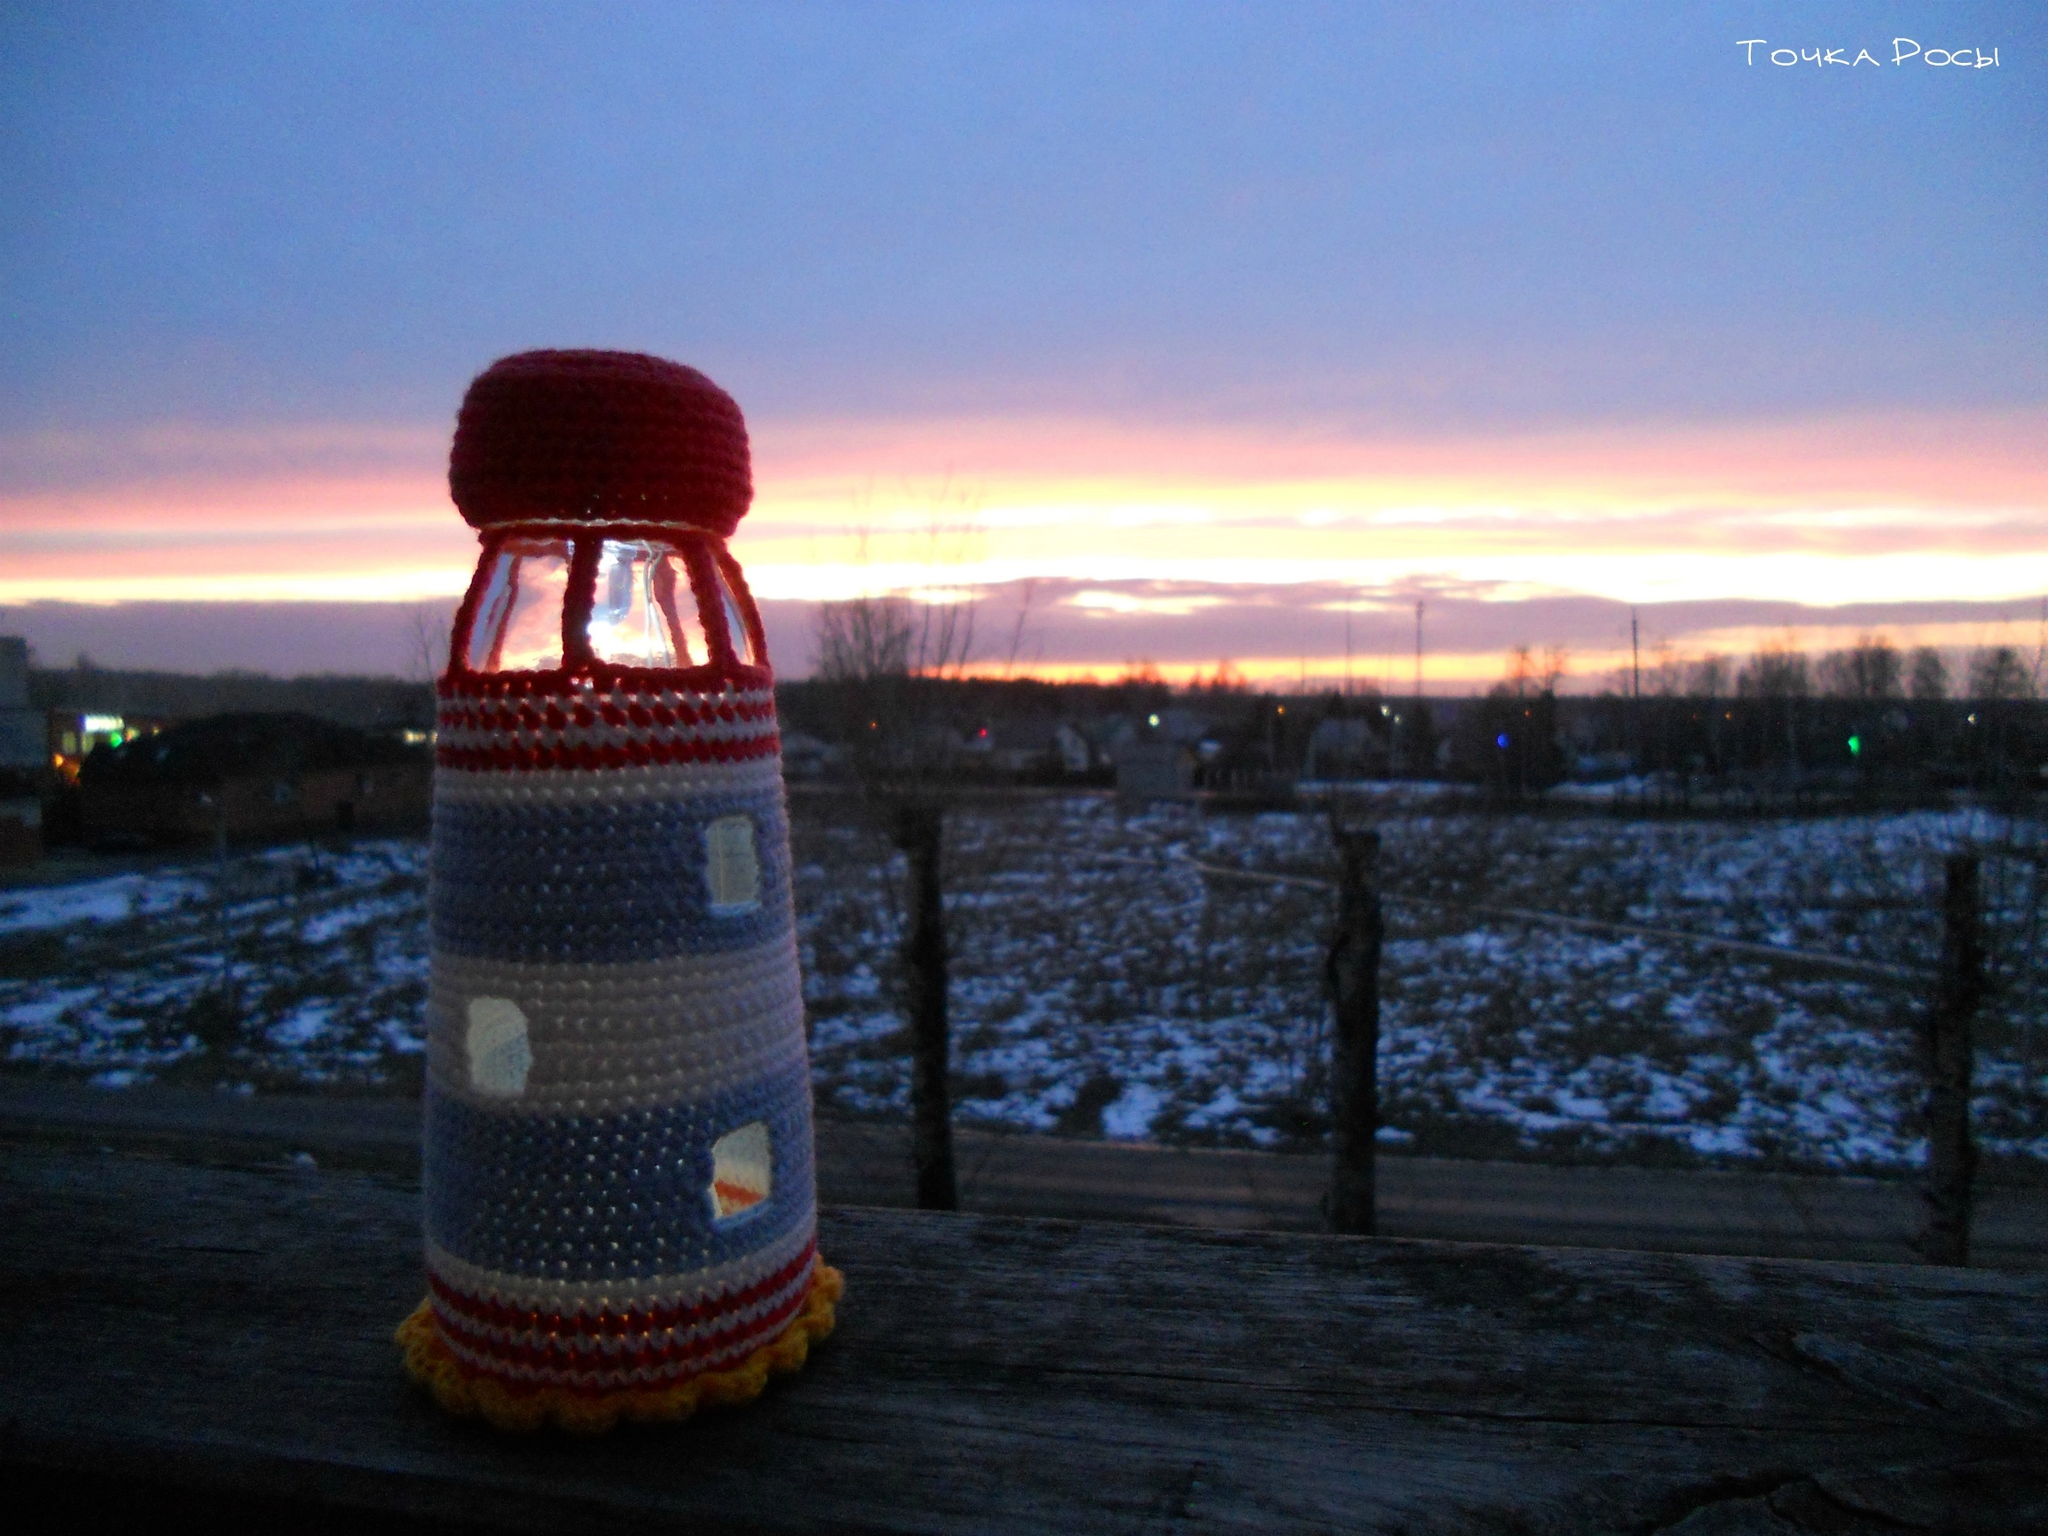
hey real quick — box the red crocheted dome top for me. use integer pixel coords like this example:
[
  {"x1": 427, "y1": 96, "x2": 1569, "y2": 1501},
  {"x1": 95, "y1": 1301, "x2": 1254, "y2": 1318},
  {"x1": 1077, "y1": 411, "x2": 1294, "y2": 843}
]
[{"x1": 448, "y1": 350, "x2": 753, "y2": 537}]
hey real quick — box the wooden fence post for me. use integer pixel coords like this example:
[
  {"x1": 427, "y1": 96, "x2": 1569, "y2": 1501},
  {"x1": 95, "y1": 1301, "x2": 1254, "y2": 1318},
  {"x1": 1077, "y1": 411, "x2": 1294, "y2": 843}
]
[
  {"x1": 1917, "y1": 852, "x2": 1983, "y2": 1266},
  {"x1": 1325, "y1": 820, "x2": 1382, "y2": 1235},
  {"x1": 895, "y1": 800, "x2": 958, "y2": 1212}
]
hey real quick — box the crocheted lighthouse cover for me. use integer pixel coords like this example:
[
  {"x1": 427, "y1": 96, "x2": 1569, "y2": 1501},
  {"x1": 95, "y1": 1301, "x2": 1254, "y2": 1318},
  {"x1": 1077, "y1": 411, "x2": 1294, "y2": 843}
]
[{"x1": 397, "y1": 350, "x2": 842, "y2": 1434}]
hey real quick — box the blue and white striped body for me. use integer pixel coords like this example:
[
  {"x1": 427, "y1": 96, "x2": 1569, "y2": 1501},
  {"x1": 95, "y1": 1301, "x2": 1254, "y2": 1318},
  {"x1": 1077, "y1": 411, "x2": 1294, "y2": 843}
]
[{"x1": 420, "y1": 679, "x2": 819, "y2": 1396}]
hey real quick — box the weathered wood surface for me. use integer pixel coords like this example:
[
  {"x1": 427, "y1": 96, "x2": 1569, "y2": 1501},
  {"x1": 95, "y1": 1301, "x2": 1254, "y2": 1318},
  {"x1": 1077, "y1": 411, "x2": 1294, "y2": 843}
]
[
  {"x1": 7, "y1": 1079, "x2": 2046, "y2": 1267},
  {"x1": 3, "y1": 1138, "x2": 2046, "y2": 1533}
]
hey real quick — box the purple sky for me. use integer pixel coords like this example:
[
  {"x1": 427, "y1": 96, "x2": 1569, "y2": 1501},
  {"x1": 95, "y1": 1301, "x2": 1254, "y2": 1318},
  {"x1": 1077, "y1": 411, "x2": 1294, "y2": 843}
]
[{"x1": 1, "y1": 3, "x2": 2040, "y2": 685}]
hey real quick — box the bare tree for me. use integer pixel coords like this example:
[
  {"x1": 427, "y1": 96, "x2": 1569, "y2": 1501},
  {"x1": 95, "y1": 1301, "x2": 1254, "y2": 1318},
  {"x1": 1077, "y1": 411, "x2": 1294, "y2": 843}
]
[
  {"x1": 1647, "y1": 640, "x2": 1683, "y2": 698},
  {"x1": 814, "y1": 595, "x2": 916, "y2": 683},
  {"x1": 1818, "y1": 635, "x2": 1902, "y2": 700},
  {"x1": 1968, "y1": 646, "x2": 2035, "y2": 702},
  {"x1": 1541, "y1": 644, "x2": 1569, "y2": 694},
  {"x1": 1964, "y1": 646, "x2": 2035, "y2": 799},
  {"x1": 1686, "y1": 654, "x2": 1729, "y2": 699},
  {"x1": 1505, "y1": 645, "x2": 1535, "y2": 697},
  {"x1": 1909, "y1": 647, "x2": 1949, "y2": 701},
  {"x1": 407, "y1": 603, "x2": 452, "y2": 686},
  {"x1": 814, "y1": 589, "x2": 978, "y2": 789},
  {"x1": 811, "y1": 583, "x2": 979, "y2": 1212},
  {"x1": 1737, "y1": 639, "x2": 1810, "y2": 699},
  {"x1": 998, "y1": 578, "x2": 1040, "y2": 681}
]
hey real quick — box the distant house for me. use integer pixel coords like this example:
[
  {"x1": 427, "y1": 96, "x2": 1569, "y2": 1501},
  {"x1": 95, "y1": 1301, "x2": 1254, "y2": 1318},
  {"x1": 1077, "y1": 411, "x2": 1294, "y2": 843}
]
[
  {"x1": 47, "y1": 709, "x2": 173, "y2": 783},
  {"x1": 78, "y1": 712, "x2": 430, "y2": 846},
  {"x1": 1115, "y1": 738, "x2": 1196, "y2": 805},
  {"x1": 779, "y1": 729, "x2": 840, "y2": 780},
  {"x1": 1152, "y1": 707, "x2": 1212, "y2": 748},
  {"x1": 965, "y1": 716, "x2": 1100, "y2": 780},
  {"x1": 1101, "y1": 706, "x2": 1211, "y2": 804},
  {"x1": 0, "y1": 791, "x2": 38, "y2": 866},
  {"x1": 1114, "y1": 724, "x2": 1204, "y2": 811},
  {"x1": 0, "y1": 637, "x2": 44, "y2": 774},
  {"x1": 1054, "y1": 722, "x2": 1092, "y2": 776},
  {"x1": 0, "y1": 637, "x2": 46, "y2": 863},
  {"x1": 1304, "y1": 716, "x2": 1390, "y2": 781},
  {"x1": 1089, "y1": 715, "x2": 1137, "y2": 764}
]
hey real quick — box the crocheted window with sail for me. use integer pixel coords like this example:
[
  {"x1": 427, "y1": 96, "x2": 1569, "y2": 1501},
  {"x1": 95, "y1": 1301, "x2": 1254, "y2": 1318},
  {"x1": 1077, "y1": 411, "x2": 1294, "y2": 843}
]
[{"x1": 398, "y1": 350, "x2": 841, "y2": 1436}]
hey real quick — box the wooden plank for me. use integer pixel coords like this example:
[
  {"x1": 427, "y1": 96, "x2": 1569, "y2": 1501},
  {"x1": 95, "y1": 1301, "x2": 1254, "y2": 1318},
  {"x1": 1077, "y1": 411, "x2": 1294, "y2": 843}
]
[
  {"x1": 6, "y1": 1079, "x2": 2046, "y2": 1267},
  {"x1": 3, "y1": 1140, "x2": 2045, "y2": 1532}
]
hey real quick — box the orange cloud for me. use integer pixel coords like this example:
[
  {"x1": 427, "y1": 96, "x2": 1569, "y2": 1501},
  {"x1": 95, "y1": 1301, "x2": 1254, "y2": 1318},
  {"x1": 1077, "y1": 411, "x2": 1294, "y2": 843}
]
[{"x1": 2, "y1": 407, "x2": 2041, "y2": 615}]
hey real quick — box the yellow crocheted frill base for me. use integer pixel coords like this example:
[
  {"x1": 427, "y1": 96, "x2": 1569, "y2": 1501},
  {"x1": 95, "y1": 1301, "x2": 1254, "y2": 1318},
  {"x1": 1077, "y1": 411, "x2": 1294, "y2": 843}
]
[{"x1": 397, "y1": 1261, "x2": 844, "y2": 1435}]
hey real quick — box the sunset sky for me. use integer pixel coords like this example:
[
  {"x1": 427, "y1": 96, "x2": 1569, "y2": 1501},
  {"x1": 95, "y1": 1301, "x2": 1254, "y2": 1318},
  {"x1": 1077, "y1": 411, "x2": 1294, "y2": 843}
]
[{"x1": 2, "y1": 3, "x2": 2042, "y2": 687}]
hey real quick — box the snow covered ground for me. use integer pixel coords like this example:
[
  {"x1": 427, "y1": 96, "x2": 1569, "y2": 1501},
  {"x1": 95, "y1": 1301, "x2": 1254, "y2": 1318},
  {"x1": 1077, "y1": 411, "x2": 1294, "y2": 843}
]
[
  {"x1": 3, "y1": 797, "x2": 2042, "y2": 1173},
  {"x1": 0, "y1": 842, "x2": 429, "y2": 1092},
  {"x1": 794, "y1": 796, "x2": 2047, "y2": 1172}
]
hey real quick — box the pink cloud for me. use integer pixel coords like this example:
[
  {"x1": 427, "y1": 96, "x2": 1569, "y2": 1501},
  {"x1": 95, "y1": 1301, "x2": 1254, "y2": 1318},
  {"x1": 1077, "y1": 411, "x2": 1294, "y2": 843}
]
[{"x1": 1, "y1": 406, "x2": 2040, "y2": 614}]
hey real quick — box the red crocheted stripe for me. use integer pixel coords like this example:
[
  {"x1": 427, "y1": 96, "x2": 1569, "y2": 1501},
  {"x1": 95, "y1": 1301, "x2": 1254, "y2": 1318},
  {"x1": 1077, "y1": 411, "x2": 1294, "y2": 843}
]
[
  {"x1": 440, "y1": 694, "x2": 777, "y2": 735},
  {"x1": 434, "y1": 1290, "x2": 809, "y2": 1388},
  {"x1": 430, "y1": 1240, "x2": 817, "y2": 1342},
  {"x1": 430, "y1": 1264, "x2": 815, "y2": 1382},
  {"x1": 436, "y1": 732, "x2": 780, "y2": 773},
  {"x1": 438, "y1": 666, "x2": 774, "y2": 702}
]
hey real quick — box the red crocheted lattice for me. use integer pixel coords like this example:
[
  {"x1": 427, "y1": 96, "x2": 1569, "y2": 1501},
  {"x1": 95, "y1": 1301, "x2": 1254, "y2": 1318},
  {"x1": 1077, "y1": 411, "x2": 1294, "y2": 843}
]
[{"x1": 448, "y1": 351, "x2": 752, "y2": 536}]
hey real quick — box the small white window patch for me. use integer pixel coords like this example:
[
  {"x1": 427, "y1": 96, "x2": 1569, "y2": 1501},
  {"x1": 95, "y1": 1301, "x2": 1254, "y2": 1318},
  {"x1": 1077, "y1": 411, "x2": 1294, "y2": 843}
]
[
  {"x1": 465, "y1": 997, "x2": 533, "y2": 1097},
  {"x1": 710, "y1": 1121, "x2": 772, "y2": 1220},
  {"x1": 704, "y1": 814, "x2": 761, "y2": 915}
]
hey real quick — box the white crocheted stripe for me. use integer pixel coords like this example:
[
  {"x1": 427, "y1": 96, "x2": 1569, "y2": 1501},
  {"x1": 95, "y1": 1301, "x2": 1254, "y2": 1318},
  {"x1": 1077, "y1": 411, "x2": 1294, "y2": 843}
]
[
  {"x1": 431, "y1": 753, "x2": 782, "y2": 806},
  {"x1": 424, "y1": 1211, "x2": 816, "y2": 1317},
  {"x1": 425, "y1": 938, "x2": 808, "y2": 1113}
]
